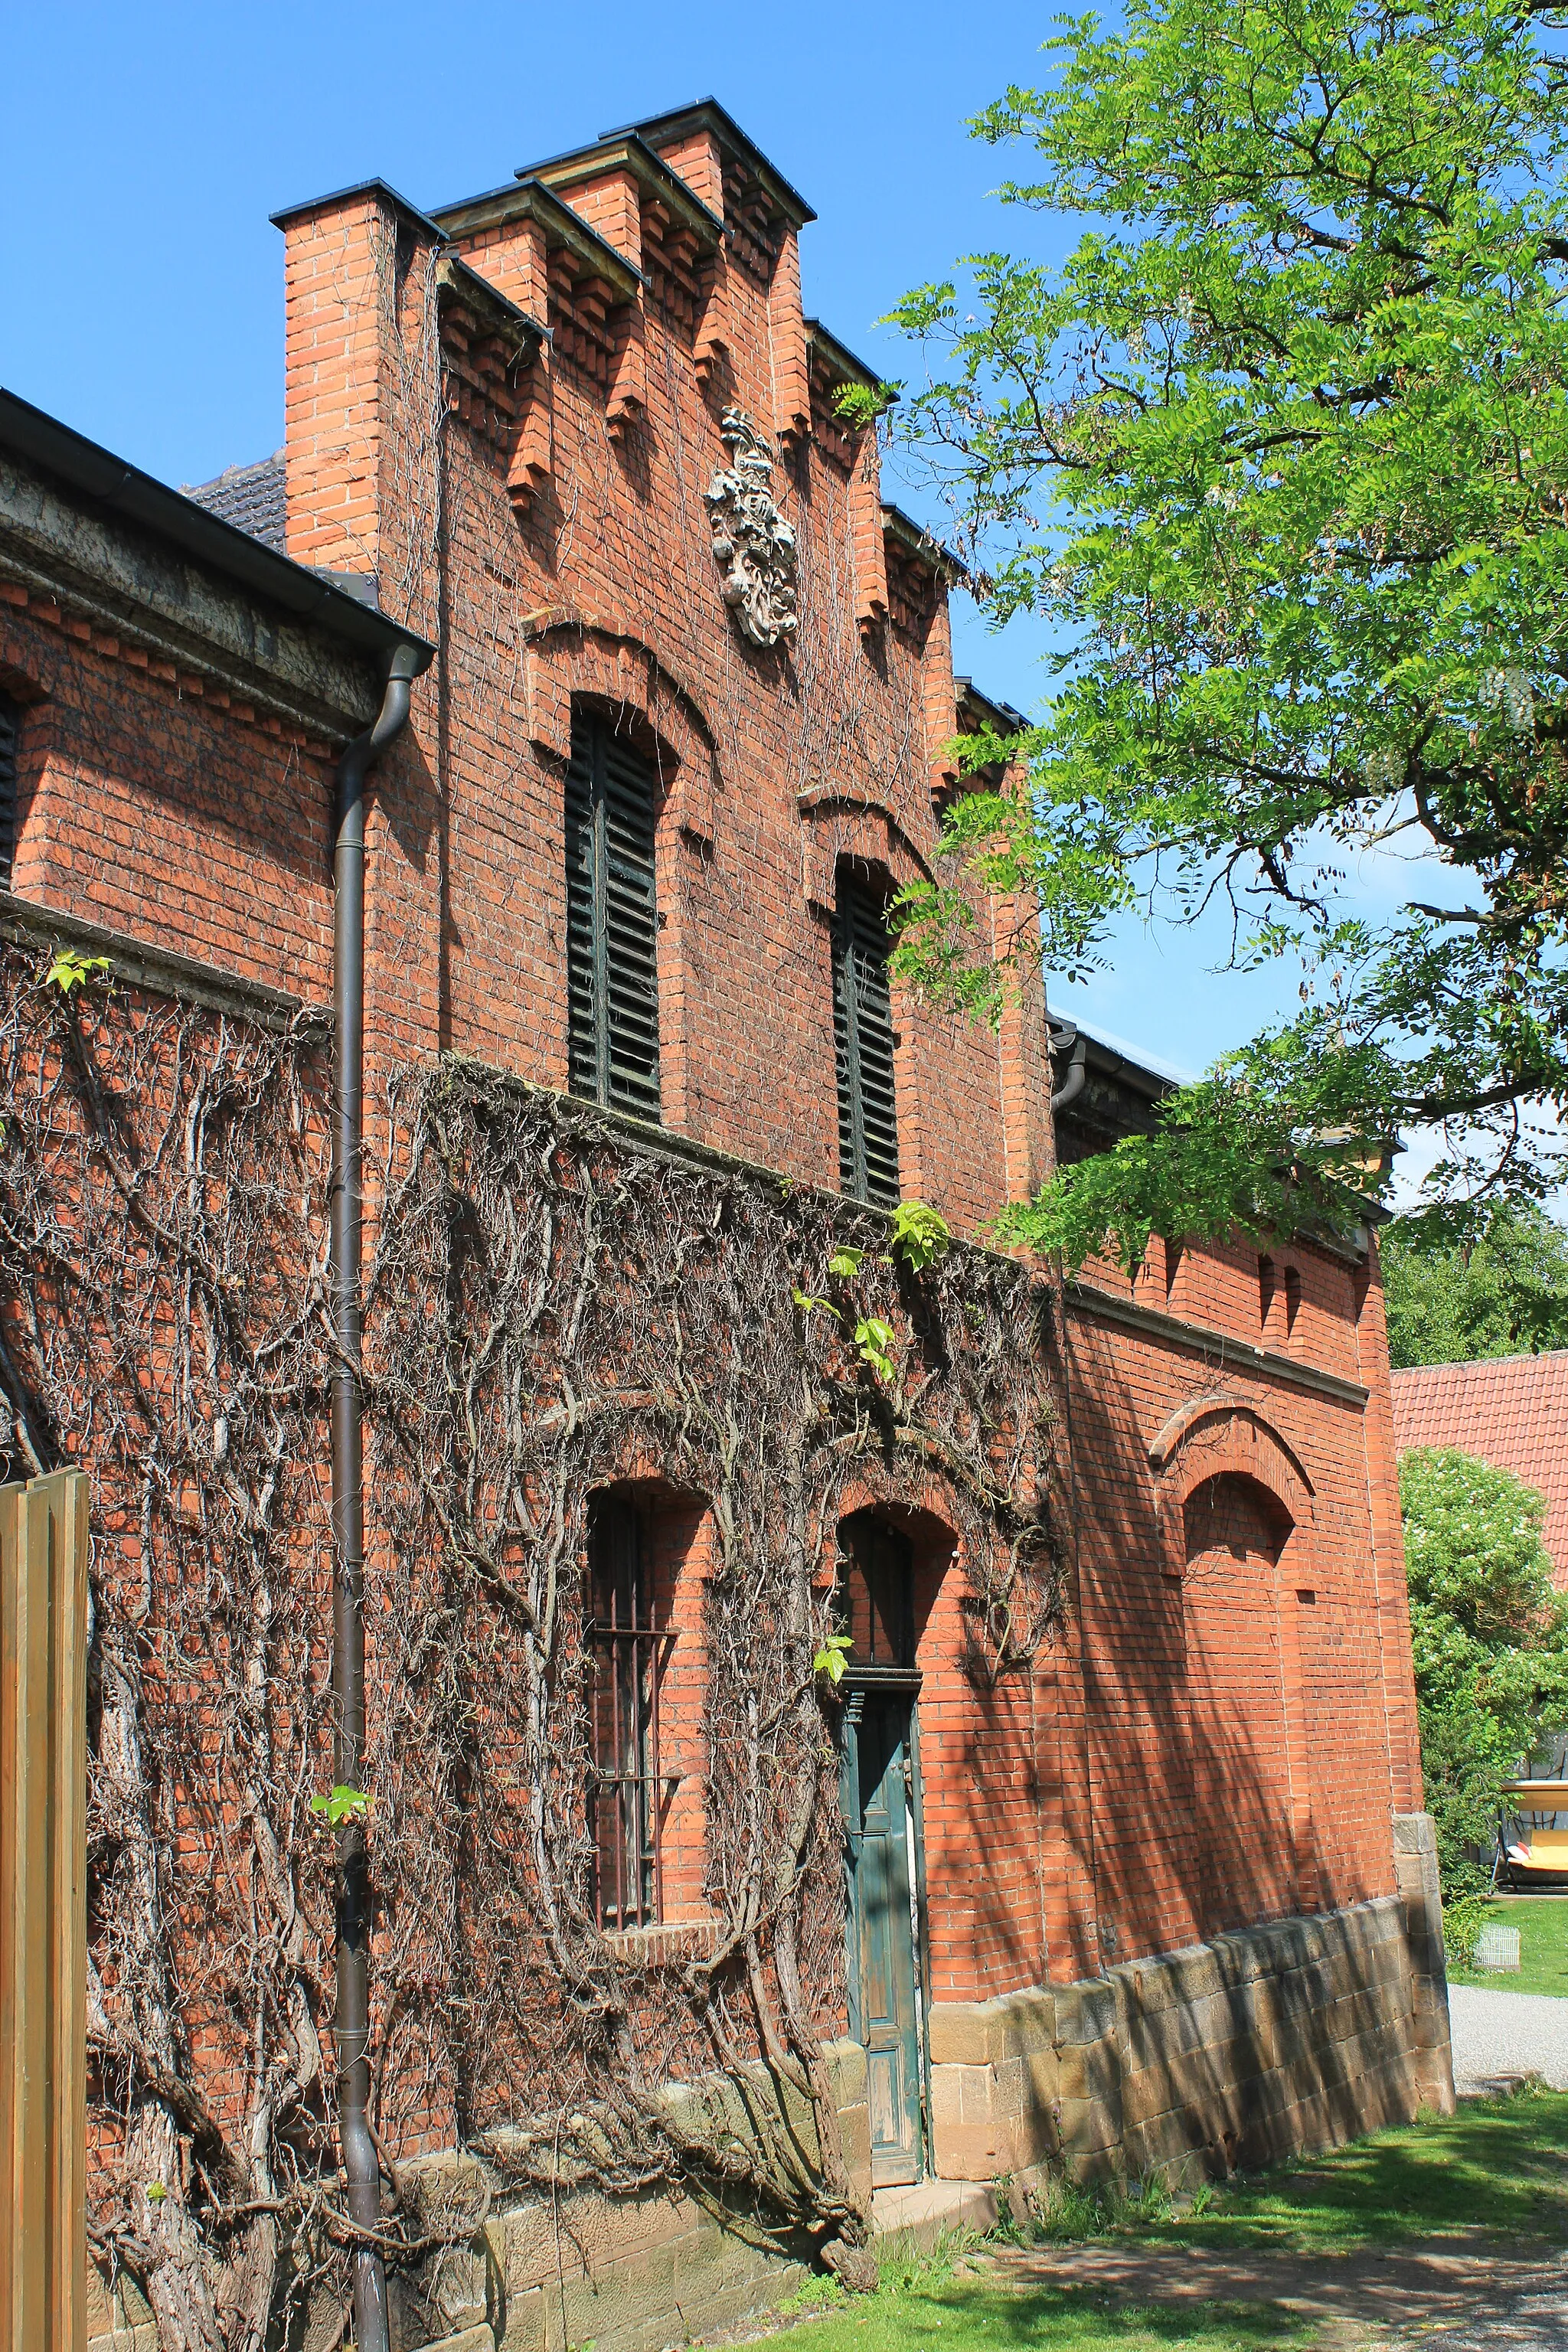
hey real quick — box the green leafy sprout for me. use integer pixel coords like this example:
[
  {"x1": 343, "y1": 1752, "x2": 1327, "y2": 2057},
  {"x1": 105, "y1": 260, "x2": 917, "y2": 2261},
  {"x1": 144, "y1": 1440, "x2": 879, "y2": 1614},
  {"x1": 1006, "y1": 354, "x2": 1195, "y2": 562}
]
[
  {"x1": 831, "y1": 381, "x2": 900, "y2": 432},
  {"x1": 854, "y1": 1317, "x2": 897, "y2": 1383},
  {"x1": 46, "y1": 949, "x2": 110, "y2": 996},
  {"x1": 888, "y1": 1199, "x2": 951, "y2": 1272},
  {"x1": 310, "y1": 1784, "x2": 373, "y2": 1830},
  {"x1": 813, "y1": 1630, "x2": 854, "y2": 1684}
]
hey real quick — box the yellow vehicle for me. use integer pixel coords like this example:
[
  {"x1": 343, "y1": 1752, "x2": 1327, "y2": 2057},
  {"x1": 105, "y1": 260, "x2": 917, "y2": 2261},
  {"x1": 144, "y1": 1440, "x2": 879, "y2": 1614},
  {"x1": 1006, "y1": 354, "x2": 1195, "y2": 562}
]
[{"x1": 1495, "y1": 1782, "x2": 1568, "y2": 1887}]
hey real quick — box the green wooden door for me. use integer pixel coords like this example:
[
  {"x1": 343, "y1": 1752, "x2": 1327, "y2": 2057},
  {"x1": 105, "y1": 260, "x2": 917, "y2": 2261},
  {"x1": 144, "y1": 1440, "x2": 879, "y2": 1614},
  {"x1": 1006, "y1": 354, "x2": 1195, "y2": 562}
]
[{"x1": 844, "y1": 1691, "x2": 923, "y2": 2185}]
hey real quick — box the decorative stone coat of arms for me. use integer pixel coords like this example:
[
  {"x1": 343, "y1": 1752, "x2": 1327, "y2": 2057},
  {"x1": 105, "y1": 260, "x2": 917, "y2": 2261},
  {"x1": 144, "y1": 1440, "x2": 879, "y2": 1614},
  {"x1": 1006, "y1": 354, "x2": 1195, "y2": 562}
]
[{"x1": 704, "y1": 408, "x2": 799, "y2": 648}]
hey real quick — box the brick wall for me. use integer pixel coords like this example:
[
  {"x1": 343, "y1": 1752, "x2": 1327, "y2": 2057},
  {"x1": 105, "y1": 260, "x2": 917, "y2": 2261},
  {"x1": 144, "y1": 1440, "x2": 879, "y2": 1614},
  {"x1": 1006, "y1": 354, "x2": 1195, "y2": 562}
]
[{"x1": 0, "y1": 99, "x2": 1439, "y2": 2333}]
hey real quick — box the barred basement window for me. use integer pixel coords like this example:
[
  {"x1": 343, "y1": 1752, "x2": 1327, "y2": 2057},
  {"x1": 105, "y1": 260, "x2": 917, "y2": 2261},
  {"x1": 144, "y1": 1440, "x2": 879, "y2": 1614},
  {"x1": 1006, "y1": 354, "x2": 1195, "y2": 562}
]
[
  {"x1": 0, "y1": 692, "x2": 18, "y2": 889},
  {"x1": 565, "y1": 708, "x2": 662, "y2": 1119},
  {"x1": 588, "y1": 1498, "x2": 672, "y2": 1929},
  {"x1": 833, "y1": 869, "x2": 900, "y2": 1207}
]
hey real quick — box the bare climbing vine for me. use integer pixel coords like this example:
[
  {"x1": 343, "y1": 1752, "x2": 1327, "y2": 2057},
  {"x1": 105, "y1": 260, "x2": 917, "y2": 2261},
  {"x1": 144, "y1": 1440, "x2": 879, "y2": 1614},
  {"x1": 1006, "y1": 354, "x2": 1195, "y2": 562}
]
[
  {"x1": 0, "y1": 945, "x2": 341, "y2": 2352},
  {"x1": 0, "y1": 952, "x2": 1060, "y2": 2350},
  {"x1": 362, "y1": 1056, "x2": 1060, "y2": 2233}
]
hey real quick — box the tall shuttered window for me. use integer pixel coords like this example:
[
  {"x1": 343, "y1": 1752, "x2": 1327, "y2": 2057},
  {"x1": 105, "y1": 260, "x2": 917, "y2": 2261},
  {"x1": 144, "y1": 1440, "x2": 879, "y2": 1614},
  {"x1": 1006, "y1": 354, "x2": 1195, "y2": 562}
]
[
  {"x1": 0, "y1": 692, "x2": 18, "y2": 889},
  {"x1": 833, "y1": 870, "x2": 900, "y2": 1207},
  {"x1": 565, "y1": 709, "x2": 662, "y2": 1119}
]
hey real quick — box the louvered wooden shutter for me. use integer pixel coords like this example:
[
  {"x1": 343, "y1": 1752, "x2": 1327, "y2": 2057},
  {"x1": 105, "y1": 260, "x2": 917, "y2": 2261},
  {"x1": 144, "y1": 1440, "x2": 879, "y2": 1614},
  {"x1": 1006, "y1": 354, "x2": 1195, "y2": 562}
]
[
  {"x1": 564, "y1": 710, "x2": 662, "y2": 1119},
  {"x1": 833, "y1": 873, "x2": 900, "y2": 1207},
  {"x1": 0, "y1": 694, "x2": 17, "y2": 890}
]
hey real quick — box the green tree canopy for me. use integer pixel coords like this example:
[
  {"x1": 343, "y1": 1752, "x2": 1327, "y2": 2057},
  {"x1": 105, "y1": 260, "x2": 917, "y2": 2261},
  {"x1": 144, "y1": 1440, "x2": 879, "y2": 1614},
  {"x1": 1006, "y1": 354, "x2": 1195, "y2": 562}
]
[
  {"x1": 878, "y1": 0, "x2": 1568, "y2": 1269},
  {"x1": 1400, "y1": 1445, "x2": 1568, "y2": 1890},
  {"x1": 1383, "y1": 1199, "x2": 1568, "y2": 1365}
]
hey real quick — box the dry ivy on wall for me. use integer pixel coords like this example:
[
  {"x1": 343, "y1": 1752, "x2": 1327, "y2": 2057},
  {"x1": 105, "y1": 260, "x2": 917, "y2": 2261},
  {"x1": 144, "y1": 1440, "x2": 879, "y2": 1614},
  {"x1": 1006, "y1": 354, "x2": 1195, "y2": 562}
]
[
  {"x1": 0, "y1": 951, "x2": 1061, "y2": 2351},
  {"x1": 0, "y1": 946, "x2": 339, "y2": 2352},
  {"x1": 363, "y1": 1057, "x2": 1061, "y2": 2231}
]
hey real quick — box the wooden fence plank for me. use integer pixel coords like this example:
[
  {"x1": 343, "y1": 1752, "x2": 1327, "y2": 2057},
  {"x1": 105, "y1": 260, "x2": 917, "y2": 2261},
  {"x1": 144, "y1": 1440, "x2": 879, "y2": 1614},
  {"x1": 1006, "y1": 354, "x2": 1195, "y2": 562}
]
[{"x1": 0, "y1": 1471, "x2": 89, "y2": 2352}]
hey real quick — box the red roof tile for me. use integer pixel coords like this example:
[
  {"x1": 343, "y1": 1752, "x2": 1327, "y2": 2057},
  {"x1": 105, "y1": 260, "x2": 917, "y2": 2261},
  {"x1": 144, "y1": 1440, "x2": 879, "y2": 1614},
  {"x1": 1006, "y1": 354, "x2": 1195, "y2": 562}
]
[{"x1": 1391, "y1": 1351, "x2": 1568, "y2": 1589}]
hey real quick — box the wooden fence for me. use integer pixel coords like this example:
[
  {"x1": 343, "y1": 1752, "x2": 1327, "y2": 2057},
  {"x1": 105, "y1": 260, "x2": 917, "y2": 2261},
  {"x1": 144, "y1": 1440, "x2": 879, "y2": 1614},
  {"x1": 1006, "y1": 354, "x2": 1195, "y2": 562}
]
[{"x1": 1, "y1": 1469, "x2": 88, "y2": 2352}]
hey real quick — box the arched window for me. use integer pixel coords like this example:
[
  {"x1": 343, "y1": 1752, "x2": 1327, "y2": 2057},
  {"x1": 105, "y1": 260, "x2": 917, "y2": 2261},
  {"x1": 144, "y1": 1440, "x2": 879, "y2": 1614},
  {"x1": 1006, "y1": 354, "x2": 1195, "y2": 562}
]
[
  {"x1": 832, "y1": 867, "x2": 900, "y2": 1207},
  {"x1": 835, "y1": 1513, "x2": 915, "y2": 1671},
  {"x1": 586, "y1": 1494, "x2": 669, "y2": 1928},
  {"x1": 1181, "y1": 1472, "x2": 1297, "y2": 1937},
  {"x1": 565, "y1": 705, "x2": 662, "y2": 1119}
]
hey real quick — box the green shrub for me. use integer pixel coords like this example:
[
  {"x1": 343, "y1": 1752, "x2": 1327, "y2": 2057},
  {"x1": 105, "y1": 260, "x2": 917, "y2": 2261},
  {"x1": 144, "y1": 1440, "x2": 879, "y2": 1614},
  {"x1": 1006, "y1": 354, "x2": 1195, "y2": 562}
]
[{"x1": 1442, "y1": 1894, "x2": 1494, "y2": 1971}]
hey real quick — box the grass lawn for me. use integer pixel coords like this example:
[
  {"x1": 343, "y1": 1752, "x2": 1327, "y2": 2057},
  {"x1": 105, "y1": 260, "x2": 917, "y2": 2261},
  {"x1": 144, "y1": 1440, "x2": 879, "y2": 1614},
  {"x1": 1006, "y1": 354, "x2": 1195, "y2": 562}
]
[
  {"x1": 740, "y1": 2087, "x2": 1568, "y2": 2351},
  {"x1": 1449, "y1": 1896, "x2": 1568, "y2": 1999},
  {"x1": 756, "y1": 2243, "x2": 1303, "y2": 2351},
  {"x1": 1148, "y1": 2083, "x2": 1568, "y2": 2253}
]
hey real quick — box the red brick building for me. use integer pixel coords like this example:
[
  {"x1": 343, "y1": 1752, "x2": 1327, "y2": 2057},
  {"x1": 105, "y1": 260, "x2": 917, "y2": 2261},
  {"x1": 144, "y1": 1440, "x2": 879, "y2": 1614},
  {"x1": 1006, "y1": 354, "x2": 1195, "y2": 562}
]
[{"x1": 0, "y1": 98, "x2": 1449, "y2": 2352}]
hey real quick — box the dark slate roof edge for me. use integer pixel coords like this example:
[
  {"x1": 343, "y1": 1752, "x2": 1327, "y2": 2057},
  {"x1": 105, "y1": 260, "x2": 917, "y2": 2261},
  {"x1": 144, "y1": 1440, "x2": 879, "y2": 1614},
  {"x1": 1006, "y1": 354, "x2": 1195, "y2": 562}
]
[
  {"x1": 804, "y1": 320, "x2": 891, "y2": 397},
  {"x1": 0, "y1": 388, "x2": 433, "y2": 671},
  {"x1": 510, "y1": 129, "x2": 724, "y2": 241},
  {"x1": 269, "y1": 175, "x2": 448, "y2": 240},
  {"x1": 613, "y1": 96, "x2": 816, "y2": 226},
  {"x1": 880, "y1": 499, "x2": 967, "y2": 580},
  {"x1": 954, "y1": 676, "x2": 1027, "y2": 735},
  {"x1": 428, "y1": 177, "x2": 645, "y2": 292}
]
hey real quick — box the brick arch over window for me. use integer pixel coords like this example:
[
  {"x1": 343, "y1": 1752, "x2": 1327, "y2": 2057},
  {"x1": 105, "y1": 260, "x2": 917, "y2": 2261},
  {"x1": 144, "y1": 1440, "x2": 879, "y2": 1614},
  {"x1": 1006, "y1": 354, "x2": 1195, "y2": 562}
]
[
  {"x1": 795, "y1": 790, "x2": 933, "y2": 917},
  {"x1": 524, "y1": 611, "x2": 723, "y2": 845},
  {"x1": 1149, "y1": 1396, "x2": 1316, "y2": 1580}
]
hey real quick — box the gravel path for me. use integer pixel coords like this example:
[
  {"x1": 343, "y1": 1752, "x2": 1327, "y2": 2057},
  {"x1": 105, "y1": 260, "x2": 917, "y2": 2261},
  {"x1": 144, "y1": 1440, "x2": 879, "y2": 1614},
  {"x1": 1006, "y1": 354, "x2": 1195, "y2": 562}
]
[
  {"x1": 1449, "y1": 1981, "x2": 1568, "y2": 2093},
  {"x1": 1399, "y1": 2259, "x2": 1568, "y2": 2349}
]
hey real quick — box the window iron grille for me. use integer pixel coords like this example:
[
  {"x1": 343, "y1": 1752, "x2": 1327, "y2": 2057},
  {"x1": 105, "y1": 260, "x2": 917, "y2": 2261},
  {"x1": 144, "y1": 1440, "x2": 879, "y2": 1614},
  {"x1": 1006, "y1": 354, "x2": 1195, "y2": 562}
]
[
  {"x1": 588, "y1": 1500, "x2": 675, "y2": 1930},
  {"x1": 566, "y1": 710, "x2": 662, "y2": 1119},
  {"x1": 832, "y1": 871, "x2": 900, "y2": 1207}
]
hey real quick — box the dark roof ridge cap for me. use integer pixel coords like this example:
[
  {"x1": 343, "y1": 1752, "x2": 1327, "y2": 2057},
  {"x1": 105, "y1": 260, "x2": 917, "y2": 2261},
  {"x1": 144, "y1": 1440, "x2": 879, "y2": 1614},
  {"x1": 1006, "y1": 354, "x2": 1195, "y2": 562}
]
[
  {"x1": 430, "y1": 177, "x2": 645, "y2": 293},
  {"x1": 880, "y1": 500, "x2": 967, "y2": 582},
  {"x1": 616, "y1": 97, "x2": 816, "y2": 227},
  {"x1": 270, "y1": 176, "x2": 447, "y2": 242},
  {"x1": 180, "y1": 449, "x2": 284, "y2": 494},
  {"x1": 804, "y1": 319, "x2": 891, "y2": 397},
  {"x1": 511, "y1": 129, "x2": 724, "y2": 243},
  {"x1": 0, "y1": 387, "x2": 433, "y2": 670}
]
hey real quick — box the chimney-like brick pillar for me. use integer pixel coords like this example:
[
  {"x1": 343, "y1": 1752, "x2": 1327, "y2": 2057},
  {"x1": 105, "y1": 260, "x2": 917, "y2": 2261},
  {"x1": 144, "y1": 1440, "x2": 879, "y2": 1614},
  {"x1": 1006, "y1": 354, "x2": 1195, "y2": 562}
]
[
  {"x1": 769, "y1": 228, "x2": 811, "y2": 447},
  {"x1": 851, "y1": 437, "x2": 888, "y2": 631},
  {"x1": 280, "y1": 191, "x2": 419, "y2": 586}
]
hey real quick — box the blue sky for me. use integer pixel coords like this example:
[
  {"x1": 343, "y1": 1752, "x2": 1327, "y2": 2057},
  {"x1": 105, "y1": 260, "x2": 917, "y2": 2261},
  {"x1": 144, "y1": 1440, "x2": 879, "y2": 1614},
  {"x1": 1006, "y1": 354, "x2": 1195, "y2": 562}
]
[{"x1": 0, "y1": 0, "x2": 1419, "y2": 1090}]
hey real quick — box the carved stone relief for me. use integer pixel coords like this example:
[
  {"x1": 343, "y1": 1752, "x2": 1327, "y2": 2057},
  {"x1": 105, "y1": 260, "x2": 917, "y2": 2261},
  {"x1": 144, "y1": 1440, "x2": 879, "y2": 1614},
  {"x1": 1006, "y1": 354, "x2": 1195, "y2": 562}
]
[{"x1": 704, "y1": 408, "x2": 799, "y2": 648}]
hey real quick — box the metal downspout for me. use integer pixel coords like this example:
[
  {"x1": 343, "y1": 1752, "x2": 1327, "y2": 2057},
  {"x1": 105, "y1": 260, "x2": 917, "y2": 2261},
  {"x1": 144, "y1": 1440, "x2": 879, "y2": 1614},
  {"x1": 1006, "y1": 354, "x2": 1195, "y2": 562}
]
[{"x1": 330, "y1": 641, "x2": 426, "y2": 2352}]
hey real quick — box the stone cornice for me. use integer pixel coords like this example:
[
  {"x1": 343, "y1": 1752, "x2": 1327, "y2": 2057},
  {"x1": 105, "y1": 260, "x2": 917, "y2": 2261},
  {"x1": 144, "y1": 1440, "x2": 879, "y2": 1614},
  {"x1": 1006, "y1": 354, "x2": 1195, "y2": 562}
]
[
  {"x1": 0, "y1": 453, "x2": 392, "y2": 744},
  {"x1": 0, "y1": 891, "x2": 326, "y2": 1039}
]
